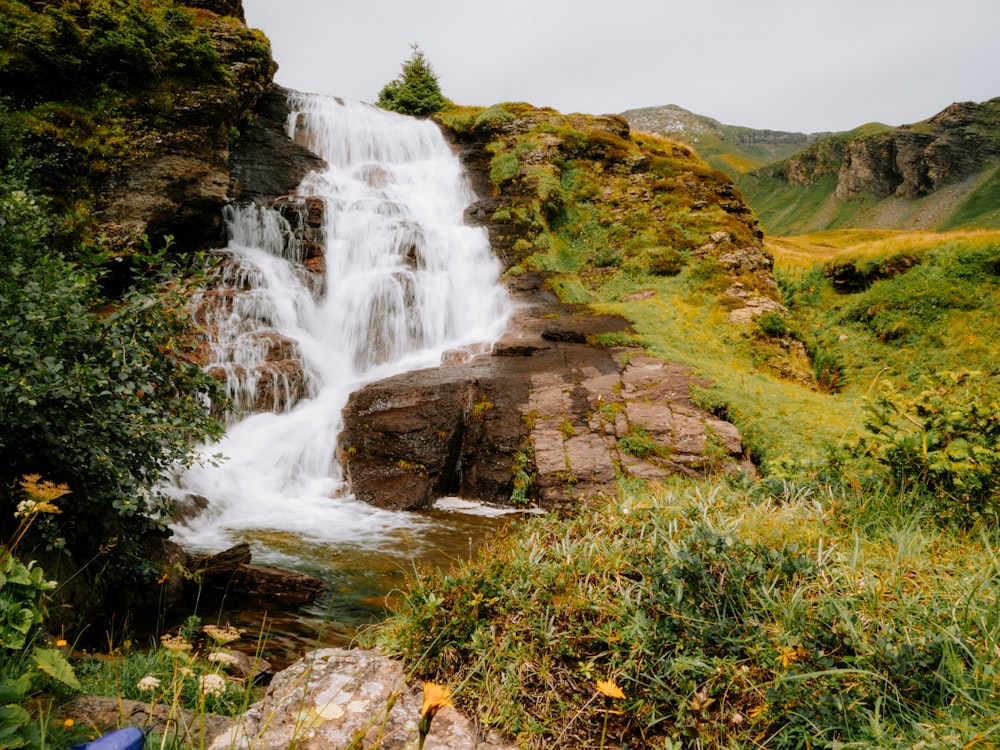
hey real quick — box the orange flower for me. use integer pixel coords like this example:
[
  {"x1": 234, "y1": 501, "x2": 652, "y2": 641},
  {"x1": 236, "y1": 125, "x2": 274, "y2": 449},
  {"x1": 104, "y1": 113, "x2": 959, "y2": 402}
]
[
  {"x1": 63, "y1": 719, "x2": 75, "y2": 729},
  {"x1": 596, "y1": 679, "x2": 625, "y2": 700},
  {"x1": 418, "y1": 682, "x2": 452, "y2": 750},
  {"x1": 420, "y1": 681, "x2": 452, "y2": 718}
]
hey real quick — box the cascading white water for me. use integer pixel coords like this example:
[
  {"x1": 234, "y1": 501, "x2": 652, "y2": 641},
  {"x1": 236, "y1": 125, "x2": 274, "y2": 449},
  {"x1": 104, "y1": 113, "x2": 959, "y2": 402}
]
[{"x1": 168, "y1": 94, "x2": 511, "y2": 559}]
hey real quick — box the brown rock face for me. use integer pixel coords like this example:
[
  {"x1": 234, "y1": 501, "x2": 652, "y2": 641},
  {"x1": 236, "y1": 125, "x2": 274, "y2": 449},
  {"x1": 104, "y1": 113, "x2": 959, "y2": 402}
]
[
  {"x1": 230, "y1": 85, "x2": 327, "y2": 204},
  {"x1": 773, "y1": 98, "x2": 1000, "y2": 201},
  {"x1": 96, "y1": 15, "x2": 279, "y2": 254},
  {"x1": 339, "y1": 284, "x2": 747, "y2": 511}
]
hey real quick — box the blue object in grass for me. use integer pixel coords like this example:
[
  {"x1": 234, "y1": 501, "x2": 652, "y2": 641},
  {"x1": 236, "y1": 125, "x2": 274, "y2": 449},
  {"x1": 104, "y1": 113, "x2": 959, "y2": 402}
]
[{"x1": 71, "y1": 726, "x2": 146, "y2": 750}]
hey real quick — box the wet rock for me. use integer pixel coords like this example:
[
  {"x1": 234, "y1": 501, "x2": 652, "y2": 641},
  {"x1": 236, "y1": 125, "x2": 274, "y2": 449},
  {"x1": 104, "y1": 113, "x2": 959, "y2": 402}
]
[
  {"x1": 187, "y1": 543, "x2": 324, "y2": 606},
  {"x1": 340, "y1": 313, "x2": 748, "y2": 511},
  {"x1": 230, "y1": 85, "x2": 327, "y2": 203}
]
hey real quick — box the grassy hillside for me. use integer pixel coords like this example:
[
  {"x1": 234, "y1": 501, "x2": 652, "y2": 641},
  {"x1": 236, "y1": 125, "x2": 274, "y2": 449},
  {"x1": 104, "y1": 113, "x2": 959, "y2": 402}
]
[
  {"x1": 740, "y1": 164, "x2": 1000, "y2": 235},
  {"x1": 621, "y1": 103, "x2": 831, "y2": 175},
  {"x1": 374, "y1": 103, "x2": 1000, "y2": 748}
]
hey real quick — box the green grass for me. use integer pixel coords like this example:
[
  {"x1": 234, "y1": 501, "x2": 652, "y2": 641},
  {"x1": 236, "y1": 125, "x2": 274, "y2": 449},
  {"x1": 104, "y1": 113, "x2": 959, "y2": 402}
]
[
  {"x1": 374, "y1": 478, "x2": 1000, "y2": 748},
  {"x1": 779, "y1": 231, "x2": 1000, "y2": 389},
  {"x1": 941, "y1": 163, "x2": 1000, "y2": 230}
]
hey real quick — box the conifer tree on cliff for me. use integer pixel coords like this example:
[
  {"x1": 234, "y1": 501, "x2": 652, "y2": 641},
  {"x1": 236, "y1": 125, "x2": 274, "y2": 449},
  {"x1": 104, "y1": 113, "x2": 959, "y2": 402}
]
[{"x1": 377, "y1": 44, "x2": 448, "y2": 116}]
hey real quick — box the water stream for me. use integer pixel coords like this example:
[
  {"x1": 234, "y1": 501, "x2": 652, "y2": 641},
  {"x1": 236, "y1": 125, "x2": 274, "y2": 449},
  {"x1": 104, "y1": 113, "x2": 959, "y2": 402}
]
[{"x1": 165, "y1": 94, "x2": 513, "y2": 654}]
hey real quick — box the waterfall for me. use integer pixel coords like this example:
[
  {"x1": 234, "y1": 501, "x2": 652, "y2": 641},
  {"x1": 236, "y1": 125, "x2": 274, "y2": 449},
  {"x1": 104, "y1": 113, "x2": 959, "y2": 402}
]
[{"x1": 167, "y1": 94, "x2": 511, "y2": 557}]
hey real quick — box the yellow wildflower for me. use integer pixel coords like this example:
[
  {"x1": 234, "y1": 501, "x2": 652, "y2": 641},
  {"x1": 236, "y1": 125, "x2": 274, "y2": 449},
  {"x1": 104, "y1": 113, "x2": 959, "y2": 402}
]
[
  {"x1": 55, "y1": 639, "x2": 68, "y2": 648},
  {"x1": 748, "y1": 703, "x2": 767, "y2": 719},
  {"x1": 202, "y1": 624, "x2": 242, "y2": 644},
  {"x1": 418, "y1": 682, "x2": 452, "y2": 750},
  {"x1": 63, "y1": 718, "x2": 74, "y2": 729},
  {"x1": 596, "y1": 679, "x2": 625, "y2": 700},
  {"x1": 420, "y1": 681, "x2": 452, "y2": 718}
]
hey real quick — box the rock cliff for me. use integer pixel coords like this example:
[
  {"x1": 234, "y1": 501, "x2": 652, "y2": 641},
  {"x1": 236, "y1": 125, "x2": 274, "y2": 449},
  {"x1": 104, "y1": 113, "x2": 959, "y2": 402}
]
[
  {"x1": 758, "y1": 98, "x2": 1000, "y2": 200},
  {"x1": 93, "y1": 11, "x2": 283, "y2": 254}
]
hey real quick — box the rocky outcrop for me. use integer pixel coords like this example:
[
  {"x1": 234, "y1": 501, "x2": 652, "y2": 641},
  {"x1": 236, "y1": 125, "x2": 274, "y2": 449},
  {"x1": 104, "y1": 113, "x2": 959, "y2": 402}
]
[
  {"x1": 209, "y1": 648, "x2": 515, "y2": 750},
  {"x1": 338, "y1": 105, "x2": 768, "y2": 512},
  {"x1": 96, "y1": 13, "x2": 278, "y2": 254},
  {"x1": 230, "y1": 85, "x2": 327, "y2": 204},
  {"x1": 761, "y1": 98, "x2": 1000, "y2": 200},
  {"x1": 340, "y1": 272, "x2": 747, "y2": 512}
]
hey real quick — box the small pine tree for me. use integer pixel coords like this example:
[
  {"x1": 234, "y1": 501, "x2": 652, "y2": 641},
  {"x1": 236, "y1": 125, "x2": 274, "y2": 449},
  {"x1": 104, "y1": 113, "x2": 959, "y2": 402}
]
[{"x1": 376, "y1": 44, "x2": 447, "y2": 117}]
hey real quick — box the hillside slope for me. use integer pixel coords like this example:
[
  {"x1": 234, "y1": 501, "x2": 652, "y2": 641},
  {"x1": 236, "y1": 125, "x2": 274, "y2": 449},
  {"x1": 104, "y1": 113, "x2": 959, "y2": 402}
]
[
  {"x1": 739, "y1": 98, "x2": 1000, "y2": 234},
  {"x1": 621, "y1": 103, "x2": 831, "y2": 174}
]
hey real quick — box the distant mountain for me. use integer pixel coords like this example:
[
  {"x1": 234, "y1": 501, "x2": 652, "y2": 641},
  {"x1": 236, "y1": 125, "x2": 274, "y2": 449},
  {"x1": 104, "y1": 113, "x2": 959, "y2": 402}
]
[
  {"x1": 623, "y1": 99, "x2": 1000, "y2": 235},
  {"x1": 737, "y1": 97, "x2": 1000, "y2": 234},
  {"x1": 620, "y1": 104, "x2": 832, "y2": 174}
]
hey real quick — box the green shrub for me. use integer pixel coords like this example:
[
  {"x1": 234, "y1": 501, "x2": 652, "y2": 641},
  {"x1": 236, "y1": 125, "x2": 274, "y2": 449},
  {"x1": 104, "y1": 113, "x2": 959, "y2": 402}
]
[
  {"x1": 617, "y1": 427, "x2": 659, "y2": 459},
  {"x1": 853, "y1": 370, "x2": 1000, "y2": 525},
  {"x1": 647, "y1": 246, "x2": 685, "y2": 276},
  {"x1": 0, "y1": 0, "x2": 225, "y2": 102},
  {"x1": 0, "y1": 170, "x2": 222, "y2": 599},
  {"x1": 592, "y1": 246, "x2": 622, "y2": 268},
  {"x1": 755, "y1": 311, "x2": 788, "y2": 338}
]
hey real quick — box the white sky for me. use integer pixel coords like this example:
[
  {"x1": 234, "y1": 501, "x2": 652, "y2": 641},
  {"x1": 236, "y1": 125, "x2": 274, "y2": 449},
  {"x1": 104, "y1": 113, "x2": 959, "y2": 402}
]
[{"x1": 241, "y1": 0, "x2": 998, "y2": 134}]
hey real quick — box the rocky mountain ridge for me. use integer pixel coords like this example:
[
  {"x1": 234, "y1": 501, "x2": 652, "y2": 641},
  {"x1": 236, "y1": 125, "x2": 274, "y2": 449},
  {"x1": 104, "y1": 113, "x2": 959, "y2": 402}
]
[
  {"x1": 621, "y1": 103, "x2": 832, "y2": 174},
  {"x1": 755, "y1": 97, "x2": 1000, "y2": 200},
  {"x1": 625, "y1": 98, "x2": 1000, "y2": 234}
]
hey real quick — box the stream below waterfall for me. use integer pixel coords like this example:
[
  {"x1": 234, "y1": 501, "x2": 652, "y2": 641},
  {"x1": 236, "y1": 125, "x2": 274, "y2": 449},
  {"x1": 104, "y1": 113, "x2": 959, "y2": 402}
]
[{"x1": 163, "y1": 93, "x2": 514, "y2": 660}]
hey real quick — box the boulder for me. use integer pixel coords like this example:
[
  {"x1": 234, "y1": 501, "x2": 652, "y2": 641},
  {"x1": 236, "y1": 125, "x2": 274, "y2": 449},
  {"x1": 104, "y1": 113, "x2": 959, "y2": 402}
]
[
  {"x1": 208, "y1": 648, "x2": 515, "y2": 750},
  {"x1": 340, "y1": 298, "x2": 748, "y2": 512}
]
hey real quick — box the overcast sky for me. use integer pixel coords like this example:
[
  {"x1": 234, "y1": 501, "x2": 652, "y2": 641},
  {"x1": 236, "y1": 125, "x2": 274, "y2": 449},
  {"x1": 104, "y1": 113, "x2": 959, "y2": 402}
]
[{"x1": 241, "y1": 0, "x2": 998, "y2": 135}]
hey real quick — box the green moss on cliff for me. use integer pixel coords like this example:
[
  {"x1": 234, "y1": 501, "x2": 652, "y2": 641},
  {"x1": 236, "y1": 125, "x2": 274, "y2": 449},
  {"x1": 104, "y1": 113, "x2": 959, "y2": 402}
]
[{"x1": 0, "y1": 0, "x2": 275, "y2": 247}]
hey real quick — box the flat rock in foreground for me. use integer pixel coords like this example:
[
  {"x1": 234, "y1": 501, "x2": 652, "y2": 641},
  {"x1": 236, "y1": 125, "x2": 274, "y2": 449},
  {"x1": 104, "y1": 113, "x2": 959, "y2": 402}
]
[{"x1": 209, "y1": 648, "x2": 514, "y2": 750}]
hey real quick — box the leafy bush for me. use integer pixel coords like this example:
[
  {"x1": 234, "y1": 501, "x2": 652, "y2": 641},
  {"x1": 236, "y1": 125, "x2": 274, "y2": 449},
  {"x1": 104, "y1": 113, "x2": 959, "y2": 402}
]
[
  {"x1": 1, "y1": 481, "x2": 83, "y2": 750},
  {"x1": 0, "y1": 0, "x2": 224, "y2": 102},
  {"x1": 617, "y1": 427, "x2": 659, "y2": 459},
  {"x1": 376, "y1": 44, "x2": 447, "y2": 117},
  {"x1": 853, "y1": 370, "x2": 1000, "y2": 524},
  {"x1": 0, "y1": 166, "x2": 222, "y2": 600},
  {"x1": 755, "y1": 311, "x2": 788, "y2": 338}
]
